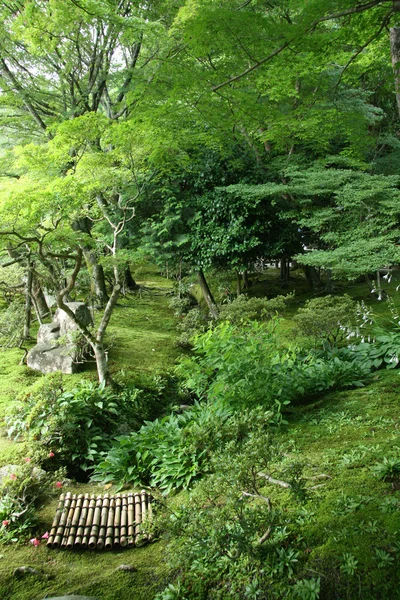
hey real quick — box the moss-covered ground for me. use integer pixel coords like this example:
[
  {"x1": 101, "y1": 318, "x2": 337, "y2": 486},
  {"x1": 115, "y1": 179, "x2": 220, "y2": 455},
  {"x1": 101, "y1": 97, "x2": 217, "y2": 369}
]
[{"x1": 1, "y1": 267, "x2": 400, "y2": 598}]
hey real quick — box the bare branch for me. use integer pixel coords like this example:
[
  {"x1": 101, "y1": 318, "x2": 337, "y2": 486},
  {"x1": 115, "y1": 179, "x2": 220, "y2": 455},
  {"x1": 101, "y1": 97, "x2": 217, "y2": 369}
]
[{"x1": 258, "y1": 472, "x2": 291, "y2": 488}]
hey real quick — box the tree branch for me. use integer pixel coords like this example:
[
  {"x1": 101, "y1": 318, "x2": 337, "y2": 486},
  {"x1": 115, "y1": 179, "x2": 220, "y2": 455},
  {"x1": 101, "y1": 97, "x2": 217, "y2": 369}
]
[{"x1": 212, "y1": 0, "x2": 392, "y2": 92}]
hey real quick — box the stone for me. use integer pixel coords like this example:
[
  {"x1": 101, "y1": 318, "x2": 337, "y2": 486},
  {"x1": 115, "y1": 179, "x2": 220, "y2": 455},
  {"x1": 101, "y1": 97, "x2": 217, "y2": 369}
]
[
  {"x1": 54, "y1": 302, "x2": 93, "y2": 338},
  {"x1": 37, "y1": 323, "x2": 60, "y2": 344},
  {"x1": 115, "y1": 564, "x2": 137, "y2": 572},
  {"x1": 27, "y1": 343, "x2": 80, "y2": 375},
  {"x1": 0, "y1": 465, "x2": 46, "y2": 485},
  {"x1": 13, "y1": 566, "x2": 45, "y2": 579},
  {"x1": 26, "y1": 303, "x2": 93, "y2": 375}
]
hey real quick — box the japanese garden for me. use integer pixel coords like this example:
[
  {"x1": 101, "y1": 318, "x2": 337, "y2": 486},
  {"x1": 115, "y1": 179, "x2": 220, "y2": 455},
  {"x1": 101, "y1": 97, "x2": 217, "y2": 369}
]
[{"x1": 1, "y1": 1, "x2": 400, "y2": 599}]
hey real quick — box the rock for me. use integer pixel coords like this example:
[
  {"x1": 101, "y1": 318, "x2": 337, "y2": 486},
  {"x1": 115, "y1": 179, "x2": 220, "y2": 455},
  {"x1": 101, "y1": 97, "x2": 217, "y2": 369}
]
[
  {"x1": 37, "y1": 323, "x2": 60, "y2": 344},
  {"x1": 115, "y1": 564, "x2": 137, "y2": 572},
  {"x1": 0, "y1": 465, "x2": 46, "y2": 485},
  {"x1": 27, "y1": 343, "x2": 80, "y2": 375},
  {"x1": 54, "y1": 302, "x2": 93, "y2": 338},
  {"x1": 13, "y1": 566, "x2": 44, "y2": 579},
  {"x1": 26, "y1": 303, "x2": 93, "y2": 375}
]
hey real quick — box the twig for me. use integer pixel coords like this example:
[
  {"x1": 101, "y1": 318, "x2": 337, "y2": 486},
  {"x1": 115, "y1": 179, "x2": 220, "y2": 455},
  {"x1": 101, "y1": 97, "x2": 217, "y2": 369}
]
[{"x1": 258, "y1": 473, "x2": 291, "y2": 488}]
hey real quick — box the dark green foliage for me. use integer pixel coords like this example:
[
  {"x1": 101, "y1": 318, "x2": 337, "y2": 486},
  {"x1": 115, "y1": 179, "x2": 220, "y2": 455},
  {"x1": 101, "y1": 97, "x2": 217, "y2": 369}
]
[
  {"x1": 176, "y1": 307, "x2": 209, "y2": 348},
  {"x1": 153, "y1": 412, "x2": 307, "y2": 599},
  {"x1": 293, "y1": 295, "x2": 357, "y2": 348},
  {"x1": 6, "y1": 376, "x2": 147, "y2": 475},
  {"x1": 0, "y1": 300, "x2": 25, "y2": 348},
  {"x1": 178, "y1": 320, "x2": 368, "y2": 412},
  {"x1": 92, "y1": 403, "x2": 282, "y2": 494},
  {"x1": 218, "y1": 294, "x2": 291, "y2": 325}
]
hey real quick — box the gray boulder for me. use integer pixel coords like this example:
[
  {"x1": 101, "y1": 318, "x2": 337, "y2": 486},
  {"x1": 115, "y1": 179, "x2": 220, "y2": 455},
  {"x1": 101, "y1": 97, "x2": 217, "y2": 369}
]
[
  {"x1": 54, "y1": 302, "x2": 93, "y2": 338},
  {"x1": 27, "y1": 303, "x2": 93, "y2": 375},
  {"x1": 27, "y1": 343, "x2": 80, "y2": 375}
]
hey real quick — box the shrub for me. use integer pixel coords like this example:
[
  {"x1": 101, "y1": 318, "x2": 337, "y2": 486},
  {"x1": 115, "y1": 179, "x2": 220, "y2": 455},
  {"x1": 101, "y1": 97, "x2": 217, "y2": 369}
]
[
  {"x1": 218, "y1": 294, "x2": 291, "y2": 324},
  {"x1": 153, "y1": 421, "x2": 306, "y2": 599},
  {"x1": 0, "y1": 462, "x2": 66, "y2": 544},
  {"x1": 177, "y1": 320, "x2": 368, "y2": 412},
  {"x1": 6, "y1": 376, "x2": 146, "y2": 476},
  {"x1": 92, "y1": 404, "x2": 278, "y2": 494},
  {"x1": 293, "y1": 295, "x2": 357, "y2": 347},
  {"x1": 0, "y1": 300, "x2": 25, "y2": 348},
  {"x1": 176, "y1": 307, "x2": 209, "y2": 347}
]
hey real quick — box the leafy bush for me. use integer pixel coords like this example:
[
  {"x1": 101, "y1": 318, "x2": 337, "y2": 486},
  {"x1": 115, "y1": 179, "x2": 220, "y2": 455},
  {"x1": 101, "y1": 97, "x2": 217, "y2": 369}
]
[
  {"x1": 168, "y1": 295, "x2": 192, "y2": 317},
  {"x1": 0, "y1": 462, "x2": 65, "y2": 544},
  {"x1": 177, "y1": 320, "x2": 368, "y2": 412},
  {"x1": 218, "y1": 293, "x2": 291, "y2": 324},
  {"x1": 6, "y1": 375, "x2": 146, "y2": 476},
  {"x1": 293, "y1": 294, "x2": 357, "y2": 347},
  {"x1": 153, "y1": 419, "x2": 308, "y2": 599},
  {"x1": 350, "y1": 329, "x2": 400, "y2": 371},
  {"x1": 92, "y1": 404, "x2": 278, "y2": 494},
  {"x1": 176, "y1": 307, "x2": 209, "y2": 347}
]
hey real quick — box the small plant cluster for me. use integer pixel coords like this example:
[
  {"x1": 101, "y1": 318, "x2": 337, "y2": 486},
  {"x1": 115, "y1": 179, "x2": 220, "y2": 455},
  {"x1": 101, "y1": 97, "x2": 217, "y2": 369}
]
[
  {"x1": 92, "y1": 404, "x2": 277, "y2": 494},
  {"x1": 0, "y1": 462, "x2": 65, "y2": 545},
  {"x1": 293, "y1": 294, "x2": 357, "y2": 348},
  {"x1": 152, "y1": 418, "x2": 318, "y2": 600},
  {"x1": 171, "y1": 292, "x2": 291, "y2": 348},
  {"x1": 0, "y1": 300, "x2": 26, "y2": 348},
  {"x1": 5, "y1": 374, "x2": 163, "y2": 477},
  {"x1": 217, "y1": 293, "x2": 291, "y2": 324}
]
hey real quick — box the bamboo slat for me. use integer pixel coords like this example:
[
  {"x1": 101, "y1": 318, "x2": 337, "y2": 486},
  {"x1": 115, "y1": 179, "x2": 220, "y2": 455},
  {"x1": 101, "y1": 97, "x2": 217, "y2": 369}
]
[{"x1": 47, "y1": 492, "x2": 153, "y2": 550}]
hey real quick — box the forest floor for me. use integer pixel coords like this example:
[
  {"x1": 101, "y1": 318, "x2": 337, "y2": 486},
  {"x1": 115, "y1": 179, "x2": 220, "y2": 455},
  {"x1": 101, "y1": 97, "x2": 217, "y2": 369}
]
[{"x1": 0, "y1": 267, "x2": 400, "y2": 599}]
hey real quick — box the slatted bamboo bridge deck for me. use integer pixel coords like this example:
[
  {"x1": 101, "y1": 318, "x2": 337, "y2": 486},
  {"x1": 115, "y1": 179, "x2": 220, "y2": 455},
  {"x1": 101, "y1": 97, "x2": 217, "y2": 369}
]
[{"x1": 47, "y1": 492, "x2": 153, "y2": 550}]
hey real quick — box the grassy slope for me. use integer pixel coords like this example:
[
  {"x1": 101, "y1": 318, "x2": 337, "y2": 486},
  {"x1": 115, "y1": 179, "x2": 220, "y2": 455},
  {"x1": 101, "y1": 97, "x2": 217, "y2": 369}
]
[
  {"x1": 1, "y1": 268, "x2": 400, "y2": 598},
  {"x1": 271, "y1": 370, "x2": 400, "y2": 598}
]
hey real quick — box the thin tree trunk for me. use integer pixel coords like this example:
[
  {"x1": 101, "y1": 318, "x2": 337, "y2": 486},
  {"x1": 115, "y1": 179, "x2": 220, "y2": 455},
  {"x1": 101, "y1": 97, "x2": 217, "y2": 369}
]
[
  {"x1": 324, "y1": 269, "x2": 333, "y2": 293},
  {"x1": 280, "y1": 257, "x2": 290, "y2": 282},
  {"x1": 236, "y1": 271, "x2": 242, "y2": 297},
  {"x1": 390, "y1": 2, "x2": 400, "y2": 118},
  {"x1": 197, "y1": 269, "x2": 218, "y2": 320},
  {"x1": 376, "y1": 270, "x2": 383, "y2": 300},
  {"x1": 243, "y1": 269, "x2": 250, "y2": 289},
  {"x1": 92, "y1": 342, "x2": 111, "y2": 385},
  {"x1": 32, "y1": 277, "x2": 50, "y2": 319},
  {"x1": 23, "y1": 258, "x2": 33, "y2": 340},
  {"x1": 72, "y1": 218, "x2": 109, "y2": 307}
]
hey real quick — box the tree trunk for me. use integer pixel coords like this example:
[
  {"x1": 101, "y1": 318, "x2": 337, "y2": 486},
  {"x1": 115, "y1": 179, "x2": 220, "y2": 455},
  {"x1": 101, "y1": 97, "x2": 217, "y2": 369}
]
[
  {"x1": 391, "y1": 3, "x2": 400, "y2": 118},
  {"x1": 243, "y1": 269, "x2": 250, "y2": 289},
  {"x1": 376, "y1": 269, "x2": 383, "y2": 300},
  {"x1": 324, "y1": 268, "x2": 333, "y2": 293},
  {"x1": 23, "y1": 259, "x2": 33, "y2": 340},
  {"x1": 124, "y1": 266, "x2": 139, "y2": 292},
  {"x1": 236, "y1": 271, "x2": 242, "y2": 297},
  {"x1": 280, "y1": 257, "x2": 290, "y2": 282},
  {"x1": 32, "y1": 277, "x2": 50, "y2": 319},
  {"x1": 92, "y1": 342, "x2": 111, "y2": 385},
  {"x1": 72, "y1": 217, "x2": 109, "y2": 307},
  {"x1": 197, "y1": 269, "x2": 218, "y2": 320},
  {"x1": 304, "y1": 265, "x2": 322, "y2": 290}
]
